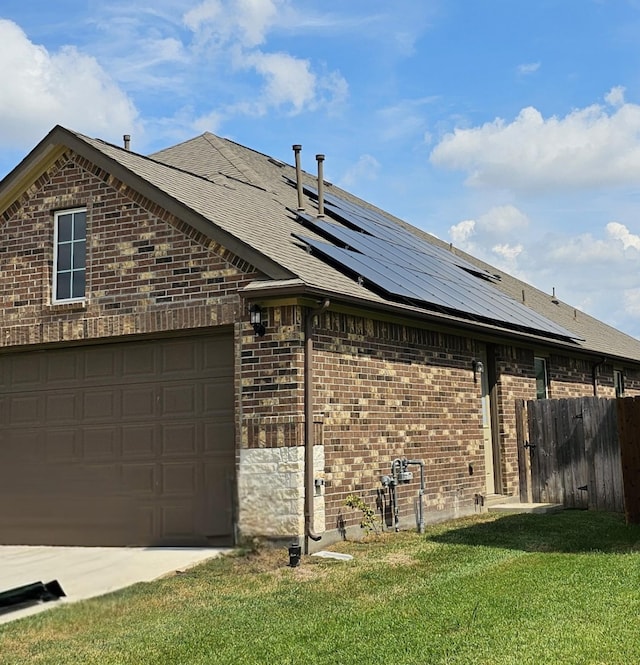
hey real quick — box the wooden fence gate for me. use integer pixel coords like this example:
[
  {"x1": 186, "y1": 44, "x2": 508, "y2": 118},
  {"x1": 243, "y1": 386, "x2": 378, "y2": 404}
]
[{"x1": 516, "y1": 397, "x2": 624, "y2": 512}]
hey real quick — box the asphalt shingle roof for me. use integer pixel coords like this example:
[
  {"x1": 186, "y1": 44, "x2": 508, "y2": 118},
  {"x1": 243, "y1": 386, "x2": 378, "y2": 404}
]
[{"x1": 3, "y1": 125, "x2": 640, "y2": 363}]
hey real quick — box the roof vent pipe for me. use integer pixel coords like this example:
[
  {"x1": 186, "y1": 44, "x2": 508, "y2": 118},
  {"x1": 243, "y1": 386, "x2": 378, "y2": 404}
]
[
  {"x1": 292, "y1": 144, "x2": 304, "y2": 211},
  {"x1": 123, "y1": 134, "x2": 131, "y2": 151},
  {"x1": 316, "y1": 154, "x2": 325, "y2": 218}
]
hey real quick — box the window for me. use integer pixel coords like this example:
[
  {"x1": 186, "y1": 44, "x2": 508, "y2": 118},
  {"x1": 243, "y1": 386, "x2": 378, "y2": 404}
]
[
  {"x1": 534, "y1": 357, "x2": 548, "y2": 399},
  {"x1": 54, "y1": 208, "x2": 86, "y2": 302},
  {"x1": 614, "y1": 369, "x2": 625, "y2": 397}
]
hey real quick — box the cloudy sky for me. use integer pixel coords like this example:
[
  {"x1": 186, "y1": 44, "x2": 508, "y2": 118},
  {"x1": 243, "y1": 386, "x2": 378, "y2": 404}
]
[{"x1": 3, "y1": 1, "x2": 640, "y2": 337}]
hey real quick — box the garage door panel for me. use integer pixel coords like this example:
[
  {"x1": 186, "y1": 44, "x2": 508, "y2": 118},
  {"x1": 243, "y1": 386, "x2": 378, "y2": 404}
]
[
  {"x1": 122, "y1": 386, "x2": 156, "y2": 419},
  {"x1": 6, "y1": 354, "x2": 41, "y2": 387},
  {"x1": 83, "y1": 389, "x2": 117, "y2": 420},
  {"x1": 204, "y1": 421, "x2": 235, "y2": 453},
  {"x1": 162, "y1": 423, "x2": 197, "y2": 456},
  {"x1": 161, "y1": 503, "x2": 197, "y2": 539},
  {"x1": 46, "y1": 392, "x2": 77, "y2": 421},
  {"x1": 0, "y1": 332, "x2": 235, "y2": 547},
  {"x1": 122, "y1": 426, "x2": 156, "y2": 457},
  {"x1": 46, "y1": 352, "x2": 79, "y2": 383},
  {"x1": 203, "y1": 337, "x2": 234, "y2": 373},
  {"x1": 162, "y1": 463, "x2": 197, "y2": 494},
  {"x1": 82, "y1": 427, "x2": 118, "y2": 459},
  {"x1": 45, "y1": 429, "x2": 77, "y2": 462},
  {"x1": 203, "y1": 380, "x2": 234, "y2": 414},
  {"x1": 161, "y1": 341, "x2": 197, "y2": 374},
  {"x1": 203, "y1": 462, "x2": 234, "y2": 536},
  {"x1": 122, "y1": 464, "x2": 157, "y2": 494},
  {"x1": 161, "y1": 384, "x2": 196, "y2": 415},
  {"x1": 122, "y1": 345, "x2": 156, "y2": 378},
  {"x1": 9, "y1": 394, "x2": 42, "y2": 423},
  {"x1": 83, "y1": 347, "x2": 118, "y2": 381}
]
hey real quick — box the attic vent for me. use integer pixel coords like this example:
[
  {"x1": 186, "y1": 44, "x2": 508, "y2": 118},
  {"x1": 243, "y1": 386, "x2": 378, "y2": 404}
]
[
  {"x1": 268, "y1": 157, "x2": 285, "y2": 168},
  {"x1": 123, "y1": 134, "x2": 131, "y2": 151}
]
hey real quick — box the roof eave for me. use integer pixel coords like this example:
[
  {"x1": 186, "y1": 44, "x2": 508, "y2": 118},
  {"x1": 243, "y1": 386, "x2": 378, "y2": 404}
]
[{"x1": 241, "y1": 278, "x2": 640, "y2": 363}]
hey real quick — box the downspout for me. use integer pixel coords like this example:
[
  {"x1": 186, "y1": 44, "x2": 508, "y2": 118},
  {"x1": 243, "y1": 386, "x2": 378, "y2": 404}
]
[
  {"x1": 304, "y1": 298, "x2": 330, "y2": 550},
  {"x1": 592, "y1": 357, "x2": 606, "y2": 397}
]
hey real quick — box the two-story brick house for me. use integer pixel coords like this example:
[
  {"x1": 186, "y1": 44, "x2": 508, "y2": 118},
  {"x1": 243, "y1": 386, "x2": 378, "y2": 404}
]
[{"x1": 1, "y1": 125, "x2": 639, "y2": 550}]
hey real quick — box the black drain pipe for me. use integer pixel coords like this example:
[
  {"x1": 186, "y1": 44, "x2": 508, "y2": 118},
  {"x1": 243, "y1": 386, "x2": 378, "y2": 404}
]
[{"x1": 304, "y1": 299, "x2": 330, "y2": 551}]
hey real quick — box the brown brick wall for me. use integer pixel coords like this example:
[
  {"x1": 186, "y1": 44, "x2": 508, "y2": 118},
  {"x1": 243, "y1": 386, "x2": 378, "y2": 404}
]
[
  {"x1": 239, "y1": 305, "x2": 305, "y2": 448},
  {"x1": 311, "y1": 311, "x2": 487, "y2": 532},
  {"x1": 0, "y1": 152, "x2": 259, "y2": 346}
]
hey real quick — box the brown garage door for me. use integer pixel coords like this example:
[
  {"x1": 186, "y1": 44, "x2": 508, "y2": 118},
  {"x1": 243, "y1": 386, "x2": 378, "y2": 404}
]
[{"x1": 0, "y1": 332, "x2": 235, "y2": 546}]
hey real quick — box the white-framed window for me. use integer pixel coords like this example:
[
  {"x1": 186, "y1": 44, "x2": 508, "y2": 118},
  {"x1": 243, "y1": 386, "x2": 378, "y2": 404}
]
[
  {"x1": 534, "y1": 356, "x2": 548, "y2": 399},
  {"x1": 53, "y1": 208, "x2": 86, "y2": 303},
  {"x1": 614, "y1": 369, "x2": 625, "y2": 397}
]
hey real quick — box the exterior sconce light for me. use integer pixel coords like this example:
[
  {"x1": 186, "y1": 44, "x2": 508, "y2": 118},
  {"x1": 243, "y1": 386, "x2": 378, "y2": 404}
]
[
  {"x1": 472, "y1": 359, "x2": 484, "y2": 383},
  {"x1": 249, "y1": 304, "x2": 265, "y2": 337}
]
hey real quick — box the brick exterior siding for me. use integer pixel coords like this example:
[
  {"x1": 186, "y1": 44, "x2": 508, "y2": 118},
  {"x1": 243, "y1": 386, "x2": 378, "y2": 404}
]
[{"x1": 0, "y1": 153, "x2": 257, "y2": 346}]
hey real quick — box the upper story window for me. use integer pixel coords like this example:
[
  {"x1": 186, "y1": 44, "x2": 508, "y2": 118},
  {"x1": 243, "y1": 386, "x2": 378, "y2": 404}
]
[
  {"x1": 614, "y1": 369, "x2": 625, "y2": 397},
  {"x1": 53, "y1": 208, "x2": 86, "y2": 303},
  {"x1": 534, "y1": 356, "x2": 548, "y2": 399}
]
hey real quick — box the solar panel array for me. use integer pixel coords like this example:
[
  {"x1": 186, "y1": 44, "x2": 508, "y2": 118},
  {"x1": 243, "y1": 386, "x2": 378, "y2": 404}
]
[{"x1": 293, "y1": 187, "x2": 579, "y2": 341}]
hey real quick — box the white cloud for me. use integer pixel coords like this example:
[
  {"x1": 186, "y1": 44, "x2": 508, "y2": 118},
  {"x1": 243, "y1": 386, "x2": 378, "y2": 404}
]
[
  {"x1": 430, "y1": 87, "x2": 640, "y2": 192},
  {"x1": 623, "y1": 289, "x2": 640, "y2": 317},
  {"x1": 340, "y1": 154, "x2": 381, "y2": 189},
  {"x1": 184, "y1": 0, "x2": 280, "y2": 48},
  {"x1": 243, "y1": 51, "x2": 316, "y2": 113},
  {"x1": 450, "y1": 219, "x2": 475, "y2": 244},
  {"x1": 179, "y1": 1, "x2": 347, "y2": 115},
  {"x1": 517, "y1": 62, "x2": 540, "y2": 75},
  {"x1": 605, "y1": 85, "x2": 625, "y2": 108},
  {"x1": 492, "y1": 243, "x2": 523, "y2": 261},
  {"x1": 606, "y1": 221, "x2": 640, "y2": 250},
  {"x1": 0, "y1": 19, "x2": 138, "y2": 147},
  {"x1": 449, "y1": 206, "x2": 530, "y2": 274}
]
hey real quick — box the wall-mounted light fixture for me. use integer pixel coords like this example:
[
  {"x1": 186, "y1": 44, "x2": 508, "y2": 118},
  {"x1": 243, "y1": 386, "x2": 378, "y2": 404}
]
[
  {"x1": 472, "y1": 359, "x2": 484, "y2": 383},
  {"x1": 249, "y1": 304, "x2": 266, "y2": 337}
]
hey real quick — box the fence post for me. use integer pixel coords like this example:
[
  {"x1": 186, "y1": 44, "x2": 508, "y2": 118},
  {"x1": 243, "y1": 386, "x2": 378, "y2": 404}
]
[{"x1": 617, "y1": 397, "x2": 640, "y2": 524}]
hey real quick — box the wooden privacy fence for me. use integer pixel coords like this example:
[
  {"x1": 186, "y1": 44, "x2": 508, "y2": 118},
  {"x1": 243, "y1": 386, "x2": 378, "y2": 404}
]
[{"x1": 516, "y1": 396, "x2": 640, "y2": 522}]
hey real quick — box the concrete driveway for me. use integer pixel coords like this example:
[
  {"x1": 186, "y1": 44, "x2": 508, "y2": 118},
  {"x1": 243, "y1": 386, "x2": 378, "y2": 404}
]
[{"x1": 0, "y1": 546, "x2": 229, "y2": 625}]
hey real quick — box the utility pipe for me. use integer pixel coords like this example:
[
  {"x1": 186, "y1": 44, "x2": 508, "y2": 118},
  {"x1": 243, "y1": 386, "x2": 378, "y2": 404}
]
[
  {"x1": 406, "y1": 459, "x2": 426, "y2": 534},
  {"x1": 316, "y1": 154, "x2": 325, "y2": 218},
  {"x1": 304, "y1": 298, "x2": 330, "y2": 550},
  {"x1": 292, "y1": 144, "x2": 304, "y2": 211}
]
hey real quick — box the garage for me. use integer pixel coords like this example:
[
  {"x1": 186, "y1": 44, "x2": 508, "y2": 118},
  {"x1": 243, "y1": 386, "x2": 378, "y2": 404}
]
[{"x1": 0, "y1": 332, "x2": 235, "y2": 547}]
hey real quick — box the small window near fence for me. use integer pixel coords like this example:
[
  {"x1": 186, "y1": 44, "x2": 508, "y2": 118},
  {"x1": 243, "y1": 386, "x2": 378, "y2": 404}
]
[
  {"x1": 614, "y1": 369, "x2": 625, "y2": 397},
  {"x1": 534, "y1": 356, "x2": 548, "y2": 399}
]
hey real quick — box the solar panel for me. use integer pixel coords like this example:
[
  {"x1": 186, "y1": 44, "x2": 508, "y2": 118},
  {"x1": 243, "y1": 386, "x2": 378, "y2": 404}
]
[
  {"x1": 303, "y1": 184, "x2": 499, "y2": 282},
  {"x1": 293, "y1": 186, "x2": 579, "y2": 341}
]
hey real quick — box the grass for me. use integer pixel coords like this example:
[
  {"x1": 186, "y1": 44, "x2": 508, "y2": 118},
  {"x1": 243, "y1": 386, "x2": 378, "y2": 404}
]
[{"x1": 1, "y1": 510, "x2": 640, "y2": 664}]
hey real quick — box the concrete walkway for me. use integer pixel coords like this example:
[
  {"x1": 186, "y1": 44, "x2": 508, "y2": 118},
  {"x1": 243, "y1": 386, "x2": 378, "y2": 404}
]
[{"x1": 0, "y1": 546, "x2": 229, "y2": 625}]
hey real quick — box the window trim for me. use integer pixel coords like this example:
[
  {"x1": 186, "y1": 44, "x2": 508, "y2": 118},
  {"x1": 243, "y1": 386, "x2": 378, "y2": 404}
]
[
  {"x1": 614, "y1": 369, "x2": 625, "y2": 398},
  {"x1": 53, "y1": 207, "x2": 87, "y2": 304}
]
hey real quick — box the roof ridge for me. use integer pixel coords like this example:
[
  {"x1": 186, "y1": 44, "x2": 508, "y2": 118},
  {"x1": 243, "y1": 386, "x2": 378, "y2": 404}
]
[{"x1": 200, "y1": 133, "x2": 269, "y2": 190}]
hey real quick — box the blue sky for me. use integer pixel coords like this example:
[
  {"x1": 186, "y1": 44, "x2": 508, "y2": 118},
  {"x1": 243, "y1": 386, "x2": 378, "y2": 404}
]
[{"x1": 3, "y1": 1, "x2": 640, "y2": 337}]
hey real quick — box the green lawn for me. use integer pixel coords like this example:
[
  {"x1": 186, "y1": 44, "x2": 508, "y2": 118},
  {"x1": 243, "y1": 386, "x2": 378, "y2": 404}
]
[{"x1": 2, "y1": 510, "x2": 640, "y2": 664}]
